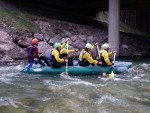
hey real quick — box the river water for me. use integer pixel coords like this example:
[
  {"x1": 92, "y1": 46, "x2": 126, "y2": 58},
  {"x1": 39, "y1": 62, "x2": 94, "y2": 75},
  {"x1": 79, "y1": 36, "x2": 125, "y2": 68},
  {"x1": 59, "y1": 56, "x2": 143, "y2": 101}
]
[{"x1": 0, "y1": 57, "x2": 150, "y2": 113}]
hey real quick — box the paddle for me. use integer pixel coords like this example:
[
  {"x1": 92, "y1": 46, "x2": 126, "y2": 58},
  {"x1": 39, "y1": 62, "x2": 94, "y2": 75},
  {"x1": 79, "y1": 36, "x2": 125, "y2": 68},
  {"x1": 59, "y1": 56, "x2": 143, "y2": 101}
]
[
  {"x1": 66, "y1": 41, "x2": 69, "y2": 76},
  {"x1": 109, "y1": 52, "x2": 116, "y2": 79},
  {"x1": 96, "y1": 44, "x2": 107, "y2": 77}
]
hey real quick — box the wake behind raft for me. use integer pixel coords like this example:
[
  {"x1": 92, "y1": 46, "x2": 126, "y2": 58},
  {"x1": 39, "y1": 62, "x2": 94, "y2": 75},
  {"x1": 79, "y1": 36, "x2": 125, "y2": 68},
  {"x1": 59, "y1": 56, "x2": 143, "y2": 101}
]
[{"x1": 21, "y1": 61, "x2": 132, "y2": 76}]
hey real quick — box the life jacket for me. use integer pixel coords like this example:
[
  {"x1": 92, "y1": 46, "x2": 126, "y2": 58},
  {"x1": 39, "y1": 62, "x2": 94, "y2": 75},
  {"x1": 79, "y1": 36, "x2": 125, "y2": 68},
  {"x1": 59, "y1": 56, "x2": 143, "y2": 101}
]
[
  {"x1": 78, "y1": 50, "x2": 90, "y2": 66},
  {"x1": 26, "y1": 45, "x2": 38, "y2": 58},
  {"x1": 100, "y1": 50, "x2": 112, "y2": 67},
  {"x1": 50, "y1": 49, "x2": 59, "y2": 64},
  {"x1": 49, "y1": 50, "x2": 53, "y2": 62},
  {"x1": 60, "y1": 48, "x2": 68, "y2": 58},
  {"x1": 60, "y1": 53, "x2": 68, "y2": 58},
  {"x1": 79, "y1": 49, "x2": 85, "y2": 61}
]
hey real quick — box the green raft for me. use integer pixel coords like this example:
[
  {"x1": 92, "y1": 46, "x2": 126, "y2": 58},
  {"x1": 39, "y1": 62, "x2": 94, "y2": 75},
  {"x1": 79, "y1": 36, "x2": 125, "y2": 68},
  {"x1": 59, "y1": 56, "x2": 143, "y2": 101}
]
[{"x1": 21, "y1": 61, "x2": 132, "y2": 76}]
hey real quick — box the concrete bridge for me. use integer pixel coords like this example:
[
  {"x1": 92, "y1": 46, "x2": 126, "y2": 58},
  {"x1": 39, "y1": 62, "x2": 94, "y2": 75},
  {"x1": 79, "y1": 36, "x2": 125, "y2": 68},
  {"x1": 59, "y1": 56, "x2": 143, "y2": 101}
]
[{"x1": 5, "y1": 0, "x2": 150, "y2": 55}]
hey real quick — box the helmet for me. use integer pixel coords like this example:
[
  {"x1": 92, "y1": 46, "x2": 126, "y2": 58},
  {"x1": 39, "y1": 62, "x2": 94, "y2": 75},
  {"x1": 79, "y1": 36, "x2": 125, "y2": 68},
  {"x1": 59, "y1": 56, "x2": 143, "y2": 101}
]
[
  {"x1": 32, "y1": 38, "x2": 38, "y2": 45},
  {"x1": 54, "y1": 43, "x2": 61, "y2": 48},
  {"x1": 85, "y1": 43, "x2": 92, "y2": 48},
  {"x1": 101, "y1": 43, "x2": 110, "y2": 49}
]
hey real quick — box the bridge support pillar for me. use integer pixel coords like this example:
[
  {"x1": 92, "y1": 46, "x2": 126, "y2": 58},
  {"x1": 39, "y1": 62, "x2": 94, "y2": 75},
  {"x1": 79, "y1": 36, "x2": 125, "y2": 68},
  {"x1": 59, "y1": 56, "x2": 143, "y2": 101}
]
[{"x1": 108, "y1": 0, "x2": 120, "y2": 55}]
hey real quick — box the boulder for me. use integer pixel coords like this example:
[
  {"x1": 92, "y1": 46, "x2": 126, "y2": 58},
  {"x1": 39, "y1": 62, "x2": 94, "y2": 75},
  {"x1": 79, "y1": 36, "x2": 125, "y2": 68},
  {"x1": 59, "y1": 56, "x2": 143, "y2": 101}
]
[
  {"x1": 18, "y1": 37, "x2": 32, "y2": 48},
  {"x1": 87, "y1": 36, "x2": 95, "y2": 43},
  {"x1": 38, "y1": 41, "x2": 52, "y2": 57},
  {"x1": 34, "y1": 32, "x2": 43, "y2": 41},
  {"x1": 72, "y1": 39, "x2": 85, "y2": 50},
  {"x1": 61, "y1": 38, "x2": 72, "y2": 44},
  {"x1": 9, "y1": 45, "x2": 26, "y2": 59},
  {"x1": 43, "y1": 34, "x2": 50, "y2": 42},
  {"x1": 0, "y1": 30, "x2": 26, "y2": 59},
  {"x1": 48, "y1": 35, "x2": 61, "y2": 44},
  {"x1": 119, "y1": 44, "x2": 130, "y2": 56},
  {"x1": 70, "y1": 35, "x2": 78, "y2": 42},
  {"x1": 78, "y1": 35, "x2": 87, "y2": 42},
  {"x1": 121, "y1": 44, "x2": 128, "y2": 49},
  {"x1": 63, "y1": 30, "x2": 72, "y2": 37}
]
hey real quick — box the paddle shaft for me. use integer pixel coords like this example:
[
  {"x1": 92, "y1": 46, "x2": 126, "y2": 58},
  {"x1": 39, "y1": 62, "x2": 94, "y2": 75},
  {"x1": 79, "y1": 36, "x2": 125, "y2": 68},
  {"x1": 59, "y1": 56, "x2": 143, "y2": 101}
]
[
  {"x1": 113, "y1": 52, "x2": 116, "y2": 63},
  {"x1": 66, "y1": 41, "x2": 69, "y2": 75},
  {"x1": 109, "y1": 52, "x2": 116, "y2": 78},
  {"x1": 97, "y1": 45, "x2": 105, "y2": 75},
  {"x1": 97, "y1": 45, "x2": 100, "y2": 58}
]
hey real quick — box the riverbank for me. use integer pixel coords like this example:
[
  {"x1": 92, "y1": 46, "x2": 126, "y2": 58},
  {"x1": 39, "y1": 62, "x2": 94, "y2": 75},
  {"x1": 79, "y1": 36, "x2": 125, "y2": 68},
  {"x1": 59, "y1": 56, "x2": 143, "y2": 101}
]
[{"x1": 0, "y1": 0, "x2": 150, "y2": 62}]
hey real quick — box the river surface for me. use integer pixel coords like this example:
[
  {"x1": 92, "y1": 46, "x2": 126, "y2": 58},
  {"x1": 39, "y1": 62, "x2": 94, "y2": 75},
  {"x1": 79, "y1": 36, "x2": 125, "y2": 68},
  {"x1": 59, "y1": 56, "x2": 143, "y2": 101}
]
[{"x1": 0, "y1": 57, "x2": 150, "y2": 113}]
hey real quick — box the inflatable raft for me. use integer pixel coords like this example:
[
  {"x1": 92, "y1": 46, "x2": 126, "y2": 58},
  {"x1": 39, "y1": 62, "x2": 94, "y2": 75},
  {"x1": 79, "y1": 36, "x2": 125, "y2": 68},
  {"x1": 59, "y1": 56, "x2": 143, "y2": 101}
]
[{"x1": 21, "y1": 61, "x2": 132, "y2": 76}]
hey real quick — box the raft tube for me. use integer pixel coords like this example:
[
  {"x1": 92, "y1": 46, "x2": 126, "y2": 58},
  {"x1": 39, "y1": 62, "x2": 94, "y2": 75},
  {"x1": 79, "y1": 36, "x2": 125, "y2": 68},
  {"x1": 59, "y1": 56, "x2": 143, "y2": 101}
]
[{"x1": 21, "y1": 61, "x2": 132, "y2": 76}]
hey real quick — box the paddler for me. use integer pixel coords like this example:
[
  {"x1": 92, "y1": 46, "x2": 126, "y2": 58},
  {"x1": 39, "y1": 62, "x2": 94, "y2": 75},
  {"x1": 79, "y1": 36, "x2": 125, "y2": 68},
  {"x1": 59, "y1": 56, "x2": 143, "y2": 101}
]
[
  {"x1": 78, "y1": 43, "x2": 102, "y2": 66},
  {"x1": 100, "y1": 43, "x2": 116, "y2": 68},
  {"x1": 60, "y1": 43, "x2": 78, "y2": 66},
  {"x1": 49, "y1": 40, "x2": 68, "y2": 68},
  {"x1": 26, "y1": 38, "x2": 50, "y2": 67}
]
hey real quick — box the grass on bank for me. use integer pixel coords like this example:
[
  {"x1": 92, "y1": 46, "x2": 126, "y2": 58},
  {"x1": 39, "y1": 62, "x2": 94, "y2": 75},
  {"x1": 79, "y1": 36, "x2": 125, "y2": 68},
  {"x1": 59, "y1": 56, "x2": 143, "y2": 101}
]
[
  {"x1": 0, "y1": 8, "x2": 149, "y2": 38},
  {"x1": 0, "y1": 9, "x2": 39, "y2": 32}
]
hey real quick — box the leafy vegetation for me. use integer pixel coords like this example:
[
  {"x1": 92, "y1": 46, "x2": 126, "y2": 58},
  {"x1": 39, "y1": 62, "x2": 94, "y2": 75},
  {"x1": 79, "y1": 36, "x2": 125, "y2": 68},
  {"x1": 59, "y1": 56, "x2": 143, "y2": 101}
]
[{"x1": 0, "y1": 9, "x2": 39, "y2": 32}]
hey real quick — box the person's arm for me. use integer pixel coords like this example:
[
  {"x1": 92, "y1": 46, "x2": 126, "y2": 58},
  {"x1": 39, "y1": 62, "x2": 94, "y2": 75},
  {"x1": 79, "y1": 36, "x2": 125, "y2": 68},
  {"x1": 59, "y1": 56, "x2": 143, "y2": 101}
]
[
  {"x1": 102, "y1": 51, "x2": 112, "y2": 65},
  {"x1": 60, "y1": 48, "x2": 66, "y2": 54},
  {"x1": 53, "y1": 50, "x2": 65, "y2": 63},
  {"x1": 60, "y1": 49, "x2": 75, "y2": 54},
  {"x1": 61, "y1": 42, "x2": 67, "y2": 49},
  {"x1": 91, "y1": 42, "x2": 98, "y2": 50},
  {"x1": 91, "y1": 45, "x2": 95, "y2": 50},
  {"x1": 108, "y1": 52, "x2": 113, "y2": 57},
  {"x1": 84, "y1": 53, "x2": 98, "y2": 64},
  {"x1": 67, "y1": 49, "x2": 75, "y2": 54}
]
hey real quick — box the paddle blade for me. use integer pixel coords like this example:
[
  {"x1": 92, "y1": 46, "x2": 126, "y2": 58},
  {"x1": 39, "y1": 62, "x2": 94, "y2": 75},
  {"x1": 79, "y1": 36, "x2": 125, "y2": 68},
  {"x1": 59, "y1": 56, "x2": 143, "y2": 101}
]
[
  {"x1": 102, "y1": 72, "x2": 107, "y2": 77},
  {"x1": 66, "y1": 67, "x2": 68, "y2": 76},
  {"x1": 109, "y1": 71, "x2": 115, "y2": 79}
]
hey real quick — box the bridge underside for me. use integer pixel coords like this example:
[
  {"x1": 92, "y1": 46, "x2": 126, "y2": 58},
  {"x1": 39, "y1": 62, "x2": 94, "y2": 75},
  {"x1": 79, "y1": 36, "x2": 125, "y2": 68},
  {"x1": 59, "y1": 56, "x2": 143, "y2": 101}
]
[{"x1": 5, "y1": 0, "x2": 150, "y2": 17}]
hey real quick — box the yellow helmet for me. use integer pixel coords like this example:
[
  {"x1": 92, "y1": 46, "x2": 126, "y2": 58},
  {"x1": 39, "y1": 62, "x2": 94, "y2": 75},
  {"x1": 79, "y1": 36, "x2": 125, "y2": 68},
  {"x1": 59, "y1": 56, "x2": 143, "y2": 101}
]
[
  {"x1": 85, "y1": 43, "x2": 92, "y2": 48},
  {"x1": 101, "y1": 43, "x2": 110, "y2": 49}
]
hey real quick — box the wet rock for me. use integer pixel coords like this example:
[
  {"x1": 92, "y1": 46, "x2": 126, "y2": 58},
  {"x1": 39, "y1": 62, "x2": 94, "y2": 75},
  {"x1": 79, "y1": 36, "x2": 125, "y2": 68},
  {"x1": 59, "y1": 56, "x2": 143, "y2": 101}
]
[
  {"x1": 0, "y1": 31, "x2": 26, "y2": 59},
  {"x1": 87, "y1": 36, "x2": 95, "y2": 43},
  {"x1": 121, "y1": 44, "x2": 129, "y2": 49},
  {"x1": 78, "y1": 35, "x2": 87, "y2": 42},
  {"x1": 1, "y1": 55, "x2": 13, "y2": 61},
  {"x1": 132, "y1": 52, "x2": 142, "y2": 56},
  {"x1": 72, "y1": 39, "x2": 85, "y2": 50},
  {"x1": 38, "y1": 41, "x2": 52, "y2": 57},
  {"x1": 18, "y1": 37, "x2": 32, "y2": 48},
  {"x1": 48, "y1": 35, "x2": 61, "y2": 44},
  {"x1": 63, "y1": 30, "x2": 72, "y2": 37},
  {"x1": 70, "y1": 50, "x2": 80, "y2": 58},
  {"x1": 119, "y1": 47, "x2": 129, "y2": 56},
  {"x1": 61, "y1": 38, "x2": 72, "y2": 44},
  {"x1": 70, "y1": 35, "x2": 78, "y2": 42},
  {"x1": 9, "y1": 44, "x2": 26, "y2": 59},
  {"x1": 34, "y1": 32, "x2": 43, "y2": 41},
  {"x1": 43, "y1": 34, "x2": 50, "y2": 42}
]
